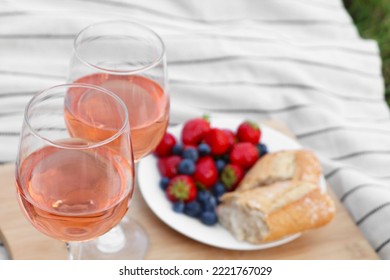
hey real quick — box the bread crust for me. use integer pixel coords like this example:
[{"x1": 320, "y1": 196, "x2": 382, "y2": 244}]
[
  {"x1": 218, "y1": 181, "x2": 335, "y2": 243},
  {"x1": 264, "y1": 186, "x2": 335, "y2": 241},
  {"x1": 218, "y1": 149, "x2": 334, "y2": 244},
  {"x1": 294, "y1": 150, "x2": 322, "y2": 185},
  {"x1": 237, "y1": 150, "x2": 322, "y2": 191}
]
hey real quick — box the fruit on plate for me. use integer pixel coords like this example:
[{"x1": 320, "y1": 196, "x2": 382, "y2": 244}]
[
  {"x1": 236, "y1": 120, "x2": 261, "y2": 144},
  {"x1": 154, "y1": 132, "x2": 176, "y2": 157},
  {"x1": 182, "y1": 147, "x2": 199, "y2": 162},
  {"x1": 220, "y1": 164, "x2": 244, "y2": 191},
  {"x1": 193, "y1": 156, "x2": 218, "y2": 189},
  {"x1": 230, "y1": 142, "x2": 259, "y2": 169},
  {"x1": 166, "y1": 175, "x2": 197, "y2": 203},
  {"x1": 212, "y1": 182, "x2": 226, "y2": 199},
  {"x1": 159, "y1": 177, "x2": 170, "y2": 190},
  {"x1": 184, "y1": 201, "x2": 202, "y2": 217},
  {"x1": 153, "y1": 117, "x2": 268, "y2": 227},
  {"x1": 204, "y1": 128, "x2": 230, "y2": 155},
  {"x1": 177, "y1": 158, "x2": 196, "y2": 175},
  {"x1": 215, "y1": 159, "x2": 226, "y2": 173},
  {"x1": 172, "y1": 143, "x2": 184, "y2": 156},
  {"x1": 257, "y1": 143, "x2": 268, "y2": 157},
  {"x1": 172, "y1": 201, "x2": 185, "y2": 213},
  {"x1": 200, "y1": 211, "x2": 218, "y2": 225},
  {"x1": 222, "y1": 129, "x2": 236, "y2": 151},
  {"x1": 181, "y1": 116, "x2": 211, "y2": 145},
  {"x1": 197, "y1": 143, "x2": 211, "y2": 156},
  {"x1": 157, "y1": 155, "x2": 181, "y2": 178}
]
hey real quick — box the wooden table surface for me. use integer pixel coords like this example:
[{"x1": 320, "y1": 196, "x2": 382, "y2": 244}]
[{"x1": 0, "y1": 122, "x2": 379, "y2": 260}]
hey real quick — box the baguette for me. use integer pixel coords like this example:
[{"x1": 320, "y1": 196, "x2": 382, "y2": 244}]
[
  {"x1": 217, "y1": 181, "x2": 335, "y2": 243},
  {"x1": 236, "y1": 150, "x2": 322, "y2": 191}
]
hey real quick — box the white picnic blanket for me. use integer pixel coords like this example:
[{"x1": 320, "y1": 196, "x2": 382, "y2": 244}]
[{"x1": 1, "y1": 0, "x2": 389, "y2": 259}]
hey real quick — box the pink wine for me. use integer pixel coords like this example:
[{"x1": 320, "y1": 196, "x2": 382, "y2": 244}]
[
  {"x1": 68, "y1": 74, "x2": 169, "y2": 161},
  {"x1": 16, "y1": 140, "x2": 134, "y2": 242}
]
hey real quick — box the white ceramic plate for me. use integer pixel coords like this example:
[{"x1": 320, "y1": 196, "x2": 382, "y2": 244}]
[{"x1": 138, "y1": 117, "x2": 325, "y2": 250}]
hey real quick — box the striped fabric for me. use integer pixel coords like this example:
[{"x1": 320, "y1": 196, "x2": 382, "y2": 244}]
[{"x1": 1, "y1": 0, "x2": 389, "y2": 259}]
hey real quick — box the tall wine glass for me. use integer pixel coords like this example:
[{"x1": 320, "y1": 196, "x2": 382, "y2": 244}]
[
  {"x1": 15, "y1": 84, "x2": 134, "y2": 260},
  {"x1": 68, "y1": 21, "x2": 169, "y2": 259}
]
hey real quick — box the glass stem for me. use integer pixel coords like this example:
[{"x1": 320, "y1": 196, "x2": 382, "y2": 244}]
[
  {"x1": 96, "y1": 225, "x2": 126, "y2": 253},
  {"x1": 66, "y1": 242, "x2": 83, "y2": 260}
]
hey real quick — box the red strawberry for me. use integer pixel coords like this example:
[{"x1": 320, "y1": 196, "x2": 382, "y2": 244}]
[
  {"x1": 230, "y1": 142, "x2": 259, "y2": 169},
  {"x1": 237, "y1": 120, "x2": 261, "y2": 144},
  {"x1": 204, "y1": 128, "x2": 229, "y2": 155},
  {"x1": 154, "y1": 132, "x2": 177, "y2": 157},
  {"x1": 220, "y1": 164, "x2": 244, "y2": 191},
  {"x1": 157, "y1": 155, "x2": 181, "y2": 178},
  {"x1": 181, "y1": 116, "x2": 211, "y2": 145},
  {"x1": 223, "y1": 129, "x2": 236, "y2": 151},
  {"x1": 193, "y1": 156, "x2": 218, "y2": 189},
  {"x1": 166, "y1": 175, "x2": 197, "y2": 203}
]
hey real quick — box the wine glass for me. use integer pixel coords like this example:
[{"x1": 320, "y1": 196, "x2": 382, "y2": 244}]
[
  {"x1": 67, "y1": 21, "x2": 169, "y2": 259},
  {"x1": 15, "y1": 84, "x2": 134, "y2": 260}
]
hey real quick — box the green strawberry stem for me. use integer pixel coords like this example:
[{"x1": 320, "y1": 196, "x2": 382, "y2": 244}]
[
  {"x1": 170, "y1": 180, "x2": 190, "y2": 200},
  {"x1": 221, "y1": 167, "x2": 237, "y2": 190},
  {"x1": 202, "y1": 114, "x2": 210, "y2": 123},
  {"x1": 245, "y1": 120, "x2": 259, "y2": 130}
]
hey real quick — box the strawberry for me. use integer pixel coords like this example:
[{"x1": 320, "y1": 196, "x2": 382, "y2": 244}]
[
  {"x1": 223, "y1": 129, "x2": 236, "y2": 151},
  {"x1": 157, "y1": 155, "x2": 181, "y2": 178},
  {"x1": 230, "y1": 142, "x2": 259, "y2": 169},
  {"x1": 193, "y1": 156, "x2": 218, "y2": 189},
  {"x1": 181, "y1": 116, "x2": 211, "y2": 145},
  {"x1": 166, "y1": 175, "x2": 197, "y2": 203},
  {"x1": 204, "y1": 128, "x2": 229, "y2": 155},
  {"x1": 220, "y1": 164, "x2": 244, "y2": 191},
  {"x1": 154, "y1": 132, "x2": 177, "y2": 157},
  {"x1": 236, "y1": 120, "x2": 261, "y2": 144}
]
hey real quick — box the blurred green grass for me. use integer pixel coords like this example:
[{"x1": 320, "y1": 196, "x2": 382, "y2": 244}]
[{"x1": 343, "y1": 0, "x2": 390, "y2": 106}]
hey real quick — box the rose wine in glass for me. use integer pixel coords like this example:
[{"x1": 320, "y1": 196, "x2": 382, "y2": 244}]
[
  {"x1": 67, "y1": 21, "x2": 169, "y2": 259},
  {"x1": 68, "y1": 73, "x2": 168, "y2": 161},
  {"x1": 15, "y1": 84, "x2": 134, "y2": 259},
  {"x1": 16, "y1": 142, "x2": 132, "y2": 242}
]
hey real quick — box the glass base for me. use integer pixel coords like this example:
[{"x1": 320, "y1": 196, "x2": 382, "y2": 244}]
[{"x1": 73, "y1": 215, "x2": 149, "y2": 260}]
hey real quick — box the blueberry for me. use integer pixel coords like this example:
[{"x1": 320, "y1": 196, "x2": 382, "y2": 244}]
[
  {"x1": 182, "y1": 147, "x2": 199, "y2": 162},
  {"x1": 198, "y1": 143, "x2": 211, "y2": 156},
  {"x1": 184, "y1": 201, "x2": 202, "y2": 217},
  {"x1": 172, "y1": 144, "x2": 183, "y2": 156},
  {"x1": 197, "y1": 190, "x2": 212, "y2": 204},
  {"x1": 215, "y1": 159, "x2": 226, "y2": 173},
  {"x1": 172, "y1": 201, "x2": 185, "y2": 213},
  {"x1": 197, "y1": 191, "x2": 217, "y2": 211},
  {"x1": 212, "y1": 182, "x2": 226, "y2": 200},
  {"x1": 203, "y1": 196, "x2": 217, "y2": 211},
  {"x1": 159, "y1": 177, "x2": 170, "y2": 190},
  {"x1": 200, "y1": 211, "x2": 218, "y2": 226},
  {"x1": 257, "y1": 143, "x2": 268, "y2": 157},
  {"x1": 178, "y1": 159, "x2": 196, "y2": 175}
]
